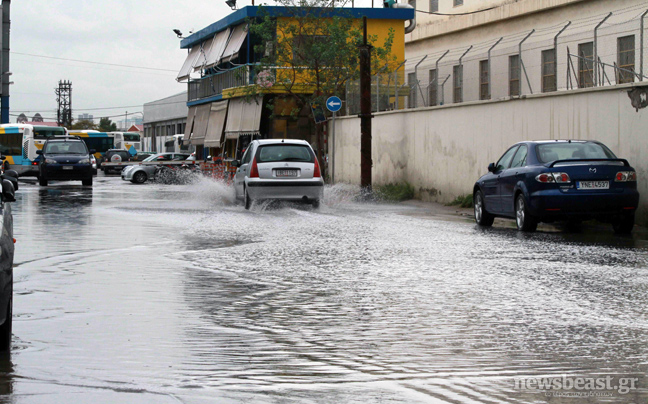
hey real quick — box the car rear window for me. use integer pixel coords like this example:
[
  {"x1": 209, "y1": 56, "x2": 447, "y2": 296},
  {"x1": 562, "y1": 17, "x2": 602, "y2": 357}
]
[
  {"x1": 44, "y1": 141, "x2": 88, "y2": 155},
  {"x1": 257, "y1": 145, "x2": 314, "y2": 163},
  {"x1": 536, "y1": 142, "x2": 616, "y2": 163}
]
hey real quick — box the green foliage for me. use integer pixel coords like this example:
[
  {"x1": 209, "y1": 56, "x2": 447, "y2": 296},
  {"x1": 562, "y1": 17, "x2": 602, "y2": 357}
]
[
  {"x1": 98, "y1": 117, "x2": 117, "y2": 132},
  {"x1": 69, "y1": 119, "x2": 97, "y2": 130},
  {"x1": 447, "y1": 194, "x2": 474, "y2": 208},
  {"x1": 375, "y1": 182, "x2": 415, "y2": 202}
]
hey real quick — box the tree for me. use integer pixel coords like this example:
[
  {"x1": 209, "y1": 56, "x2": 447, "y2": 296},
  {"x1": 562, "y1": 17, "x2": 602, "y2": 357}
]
[
  {"x1": 99, "y1": 117, "x2": 117, "y2": 132},
  {"x1": 69, "y1": 119, "x2": 98, "y2": 130},
  {"x1": 245, "y1": 0, "x2": 397, "y2": 167}
]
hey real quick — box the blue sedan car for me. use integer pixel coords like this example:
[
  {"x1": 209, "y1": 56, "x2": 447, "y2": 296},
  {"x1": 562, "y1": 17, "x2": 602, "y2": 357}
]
[{"x1": 473, "y1": 140, "x2": 639, "y2": 234}]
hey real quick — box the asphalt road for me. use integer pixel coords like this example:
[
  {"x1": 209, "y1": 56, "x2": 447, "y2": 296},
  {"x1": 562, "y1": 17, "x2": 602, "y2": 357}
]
[{"x1": 3, "y1": 174, "x2": 648, "y2": 403}]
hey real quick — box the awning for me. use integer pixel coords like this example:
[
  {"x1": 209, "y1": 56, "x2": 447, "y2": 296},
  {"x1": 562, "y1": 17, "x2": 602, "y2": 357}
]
[
  {"x1": 177, "y1": 47, "x2": 201, "y2": 82},
  {"x1": 203, "y1": 101, "x2": 229, "y2": 148},
  {"x1": 183, "y1": 106, "x2": 197, "y2": 142},
  {"x1": 220, "y1": 24, "x2": 248, "y2": 63},
  {"x1": 190, "y1": 104, "x2": 212, "y2": 145},
  {"x1": 224, "y1": 97, "x2": 262, "y2": 139},
  {"x1": 192, "y1": 37, "x2": 214, "y2": 72},
  {"x1": 204, "y1": 28, "x2": 231, "y2": 69}
]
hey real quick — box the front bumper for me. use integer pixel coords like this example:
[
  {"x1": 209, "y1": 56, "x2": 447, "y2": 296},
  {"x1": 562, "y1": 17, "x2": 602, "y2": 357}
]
[
  {"x1": 246, "y1": 179, "x2": 324, "y2": 201},
  {"x1": 41, "y1": 164, "x2": 93, "y2": 181}
]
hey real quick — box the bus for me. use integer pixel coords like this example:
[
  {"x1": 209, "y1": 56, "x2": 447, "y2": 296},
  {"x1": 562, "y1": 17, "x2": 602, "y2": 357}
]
[
  {"x1": 109, "y1": 132, "x2": 141, "y2": 155},
  {"x1": 68, "y1": 131, "x2": 115, "y2": 166},
  {"x1": 0, "y1": 124, "x2": 67, "y2": 176},
  {"x1": 162, "y1": 134, "x2": 193, "y2": 154}
]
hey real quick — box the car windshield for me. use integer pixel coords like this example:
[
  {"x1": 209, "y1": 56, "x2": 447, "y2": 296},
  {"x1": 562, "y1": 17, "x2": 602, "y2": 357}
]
[
  {"x1": 143, "y1": 155, "x2": 159, "y2": 162},
  {"x1": 536, "y1": 142, "x2": 616, "y2": 163},
  {"x1": 45, "y1": 141, "x2": 87, "y2": 155},
  {"x1": 257, "y1": 145, "x2": 313, "y2": 163}
]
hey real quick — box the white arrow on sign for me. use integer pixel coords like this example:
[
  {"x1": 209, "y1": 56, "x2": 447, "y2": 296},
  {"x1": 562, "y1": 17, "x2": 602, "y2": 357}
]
[{"x1": 328, "y1": 100, "x2": 341, "y2": 108}]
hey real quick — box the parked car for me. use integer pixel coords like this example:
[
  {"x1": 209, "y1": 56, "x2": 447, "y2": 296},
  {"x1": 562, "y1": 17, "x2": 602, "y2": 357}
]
[
  {"x1": 232, "y1": 139, "x2": 324, "y2": 209},
  {"x1": 473, "y1": 140, "x2": 640, "y2": 234},
  {"x1": 0, "y1": 167, "x2": 15, "y2": 351},
  {"x1": 102, "y1": 149, "x2": 133, "y2": 174},
  {"x1": 121, "y1": 153, "x2": 191, "y2": 184},
  {"x1": 37, "y1": 136, "x2": 95, "y2": 186}
]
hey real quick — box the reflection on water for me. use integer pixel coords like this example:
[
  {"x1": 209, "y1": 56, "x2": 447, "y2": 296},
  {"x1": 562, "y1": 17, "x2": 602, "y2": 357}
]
[
  {"x1": 7, "y1": 178, "x2": 648, "y2": 403},
  {"x1": 0, "y1": 353, "x2": 13, "y2": 397}
]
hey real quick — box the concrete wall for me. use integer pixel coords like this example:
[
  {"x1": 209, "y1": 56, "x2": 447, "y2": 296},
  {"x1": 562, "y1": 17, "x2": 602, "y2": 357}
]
[{"x1": 331, "y1": 82, "x2": 648, "y2": 223}]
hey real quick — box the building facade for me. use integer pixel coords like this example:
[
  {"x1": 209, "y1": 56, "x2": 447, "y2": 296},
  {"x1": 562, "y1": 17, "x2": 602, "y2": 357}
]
[{"x1": 142, "y1": 91, "x2": 188, "y2": 152}]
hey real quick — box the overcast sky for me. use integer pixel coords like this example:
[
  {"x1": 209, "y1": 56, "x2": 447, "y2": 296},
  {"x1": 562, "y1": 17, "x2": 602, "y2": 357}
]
[{"x1": 10, "y1": 0, "x2": 375, "y2": 126}]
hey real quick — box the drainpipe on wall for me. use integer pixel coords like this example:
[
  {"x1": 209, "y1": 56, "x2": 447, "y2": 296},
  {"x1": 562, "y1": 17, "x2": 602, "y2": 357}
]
[
  {"x1": 641, "y1": 10, "x2": 648, "y2": 80},
  {"x1": 391, "y1": 3, "x2": 416, "y2": 34}
]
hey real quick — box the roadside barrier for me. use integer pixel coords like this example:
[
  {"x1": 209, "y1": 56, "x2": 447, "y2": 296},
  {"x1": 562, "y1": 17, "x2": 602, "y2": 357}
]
[{"x1": 201, "y1": 161, "x2": 236, "y2": 183}]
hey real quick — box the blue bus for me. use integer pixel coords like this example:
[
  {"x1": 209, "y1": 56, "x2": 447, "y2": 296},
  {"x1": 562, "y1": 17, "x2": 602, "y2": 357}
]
[{"x1": 0, "y1": 124, "x2": 67, "y2": 176}]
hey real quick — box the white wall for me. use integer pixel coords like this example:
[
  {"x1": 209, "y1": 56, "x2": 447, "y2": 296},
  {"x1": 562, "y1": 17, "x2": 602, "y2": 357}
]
[{"x1": 332, "y1": 82, "x2": 648, "y2": 224}]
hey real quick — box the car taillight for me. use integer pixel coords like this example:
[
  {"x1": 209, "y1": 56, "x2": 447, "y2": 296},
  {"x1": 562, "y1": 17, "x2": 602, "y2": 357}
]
[
  {"x1": 313, "y1": 157, "x2": 321, "y2": 178},
  {"x1": 535, "y1": 172, "x2": 570, "y2": 183},
  {"x1": 32, "y1": 162, "x2": 38, "y2": 166},
  {"x1": 249, "y1": 157, "x2": 259, "y2": 178},
  {"x1": 615, "y1": 171, "x2": 636, "y2": 182}
]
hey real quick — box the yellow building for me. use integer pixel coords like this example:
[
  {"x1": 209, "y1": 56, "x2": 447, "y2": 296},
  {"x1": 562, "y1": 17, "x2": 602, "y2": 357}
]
[{"x1": 177, "y1": 5, "x2": 414, "y2": 161}]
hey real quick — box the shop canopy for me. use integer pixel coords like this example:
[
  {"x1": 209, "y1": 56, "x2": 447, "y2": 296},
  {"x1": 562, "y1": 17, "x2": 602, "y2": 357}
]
[{"x1": 203, "y1": 101, "x2": 229, "y2": 148}]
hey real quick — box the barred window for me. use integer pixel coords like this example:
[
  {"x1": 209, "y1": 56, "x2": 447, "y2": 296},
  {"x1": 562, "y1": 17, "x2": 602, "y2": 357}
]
[
  {"x1": 542, "y1": 49, "x2": 557, "y2": 92},
  {"x1": 453, "y1": 65, "x2": 463, "y2": 103},
  {"x1": 617, "y1": 35, "x2": 635, "y2": 84},
  {"x1": 578, "y1": 42, "x2": 594, "y2": 88},
  {"x1": 453, "y1": 0, "x2": 463, "y2": 6},
  {"x1": 509, "y1": 55, "x2": 520, "y2": 96},
  {"x1": 430, "y1": 0, "x2": 438, "y2": 12},
  {"x1": 408, "y1": 72, "x2": 417, "y2": 108},
  {"x1": 479, "y1": 60, "x2": 489, "y2": 100},
  {"x1": 429, "y1": 69, "x2": 437, "y2": 106}
]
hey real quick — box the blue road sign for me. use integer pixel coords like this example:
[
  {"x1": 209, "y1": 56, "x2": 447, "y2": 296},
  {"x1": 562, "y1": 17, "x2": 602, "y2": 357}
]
[{"x1": 326, "y1": 96, "x2": 342, "y2": 113}]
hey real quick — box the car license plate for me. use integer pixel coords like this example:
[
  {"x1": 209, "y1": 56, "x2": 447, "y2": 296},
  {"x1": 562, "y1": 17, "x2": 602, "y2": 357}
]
[
  {"x1": 275, "y1": 169, "x2": 298, "y2": 177},
  {"x1": 577, "y1": 181, "x2": 609, "y2": 190},
  {"x1": 62, "y1": 166, "x2": 73, "y2": 170}
]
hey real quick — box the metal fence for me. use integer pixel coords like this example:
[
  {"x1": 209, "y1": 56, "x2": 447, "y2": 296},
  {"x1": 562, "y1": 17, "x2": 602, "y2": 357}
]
[{"x1": 346, "y1": 2, "x2": 648, "y2": 113}]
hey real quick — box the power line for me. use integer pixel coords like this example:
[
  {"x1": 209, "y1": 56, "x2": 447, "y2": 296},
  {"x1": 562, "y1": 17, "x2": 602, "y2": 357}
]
[{"x1": 11, "y1": 52, "x2": 179, "y2": 72}]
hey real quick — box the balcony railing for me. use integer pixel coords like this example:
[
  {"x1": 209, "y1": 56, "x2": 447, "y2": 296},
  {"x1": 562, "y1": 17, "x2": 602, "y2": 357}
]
[{"x1": 188, "y1": 65, "x2": 251, "y2": 103}]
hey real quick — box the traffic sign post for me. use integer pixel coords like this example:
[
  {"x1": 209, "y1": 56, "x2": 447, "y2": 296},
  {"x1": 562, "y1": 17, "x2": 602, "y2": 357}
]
[{"x1": 326, "y1": 96, "x2": 342, "y2": 183}]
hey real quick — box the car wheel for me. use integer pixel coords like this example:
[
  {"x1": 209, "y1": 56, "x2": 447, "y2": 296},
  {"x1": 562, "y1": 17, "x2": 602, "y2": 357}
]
[
  {"x1": 39, "y1": 178, "x2": 48, "y2": 186},
  {"x1": 244, "y1": 188, "x2": 252, "y2": 210},
  {"x1": 474, "y1": 190, "x2": 494, "y2": 226},
  {"x1": 613, "y1": 214, "x2": 635, "y2": 235},
  {"x1": 516, "y1": 194, "x2": 537, "y2": 232},
  {"x1": 312, "y1": 199, "x2": 321, "y2": 209},
  {"x1": 132, "y1": 171, "x2": 147, "y2": 184},
  {"x1": 0, "y1": 296, "x2": 12, "y2": 352},
  {"x1": 82, "y1": 178, "x2": 93, "y2": 186}
]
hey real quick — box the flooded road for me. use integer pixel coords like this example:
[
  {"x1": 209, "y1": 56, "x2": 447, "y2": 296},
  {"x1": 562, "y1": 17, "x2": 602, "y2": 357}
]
[{"x1": 4, "y1": 175, "x2": 648, "y2": 403}]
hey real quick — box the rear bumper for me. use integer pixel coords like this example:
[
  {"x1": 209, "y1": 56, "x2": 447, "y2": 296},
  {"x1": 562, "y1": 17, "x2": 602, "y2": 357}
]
[
  {"x1": 247, "y1": 179, "x2": 324, "y2": 201},
  {"x1": 528, "y1": 188, "x2": 640, "y2": 218}
]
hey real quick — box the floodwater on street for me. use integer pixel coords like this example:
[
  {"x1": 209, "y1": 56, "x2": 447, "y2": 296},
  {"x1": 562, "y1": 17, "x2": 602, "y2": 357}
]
[{"x1": 2, "y1": 174, "x2": 648, "y2": 403}]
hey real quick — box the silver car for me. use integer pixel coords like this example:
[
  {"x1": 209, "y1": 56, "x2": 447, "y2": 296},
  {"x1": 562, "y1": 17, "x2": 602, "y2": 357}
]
[
  {"x1": 121, "y1": 152, "x2": 190, "y2": 184},
  {"x1": 232, "y1": 139, "x2": 324, "y2": 209}
]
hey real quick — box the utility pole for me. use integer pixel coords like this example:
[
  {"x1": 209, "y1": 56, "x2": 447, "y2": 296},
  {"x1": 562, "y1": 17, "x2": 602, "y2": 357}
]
[
  {"x1": 358, "y1": 16, "x2": 373, "y2": 192},
  {"x1": 56, "y1": 80, "x2": 72, "y2": 127},
  {"x1": 1, "y1": 0, "x2": 11, "y2": 124}
]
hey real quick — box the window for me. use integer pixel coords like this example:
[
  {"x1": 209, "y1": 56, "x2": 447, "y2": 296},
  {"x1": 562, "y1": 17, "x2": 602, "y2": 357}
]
[
  {"x1": 496, "y1": 146, "x2": 519, "y2": 172},
  {"x1": 510, "y1": 145, "x2": 528, "y2": 168},
  {"x1": 536, "y1": 142, "x2": 616, "y2": 163},
  {"x1": 578, "y1": 42, "x2": 594, "y2": 88},
  {"x1": 257, "y1": 145, "x2": 314, "y2": 163},
  {"x1": 542, "y1": 49, "x2": 556, "y2": 92},
  {"x1": 124, "y1": 134, "x2": 140, "y2": 142},
  {"x1": 479, "y1": 60, "x2": 489, "y2": 100},
  {"x1": 0, "y1": 133, "x2": 23, "y2": 156},
  {"x1": 509, "y1": 55, "x2": 520, "y2": 96},
  {"x1": 453, "y1": 65, "x2": 463, "y2": 103},
  {"x1": 408, "y1": 72, "x2": 417, "y2": 107},
  {"x1": 618, "y1": 35, "x2": 635, "y2": 84},
  {"x1": 82, "y1": 137, "x2": 114, "y2": 153},
  {"x1": 430, "y1": 0, "x2": 438, "y2": 12},
  {"x1": 292, "y1": 35, "x2": 328, "y2": 64},
  {"x1": 428, "y1": 69, "x2": 437, "y2": 106},
  {"x1": 453, "y1": 0, "x2": 463, "y2": 6},
  {"x1": 33, "y1": 128, "x2": 66, "y2": 139}
]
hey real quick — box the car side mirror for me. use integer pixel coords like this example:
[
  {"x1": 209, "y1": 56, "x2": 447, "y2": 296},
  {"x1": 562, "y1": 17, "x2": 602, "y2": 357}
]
[
  {"x1": 488, "y1": 162, "x2": 496, "y2": 172},
  {"x1": 231, "y1": 160, "x2": 240, "y2": 168},
  {"x1": 1, "y1": 179, "x2": 15, "y2": 203},
  {"x1": 36, "y1": 150, "x2": 43, "y2": 155}
]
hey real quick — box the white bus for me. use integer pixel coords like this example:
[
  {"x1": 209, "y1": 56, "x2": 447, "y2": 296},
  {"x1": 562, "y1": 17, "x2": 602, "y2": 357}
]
[
  {"x1": 161, "y1": 134, "x2": 193, "y2": 154},
  {"x1": 109, "y1": 132, "x2": 141, "y2": 155},
  {"x1": 0, "y1": 124, "x2": 67, "y2": 176}
]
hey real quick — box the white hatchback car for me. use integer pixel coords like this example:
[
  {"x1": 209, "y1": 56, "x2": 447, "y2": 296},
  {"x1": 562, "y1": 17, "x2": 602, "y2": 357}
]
[{"x1": 232, "y1": 139, "x2": 324, "y2": 209}]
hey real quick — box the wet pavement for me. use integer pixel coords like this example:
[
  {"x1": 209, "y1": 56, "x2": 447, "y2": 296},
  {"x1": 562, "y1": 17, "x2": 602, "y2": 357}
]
[{"x1": 2, "y1": 174, "x2": 648, "y2": 403}]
